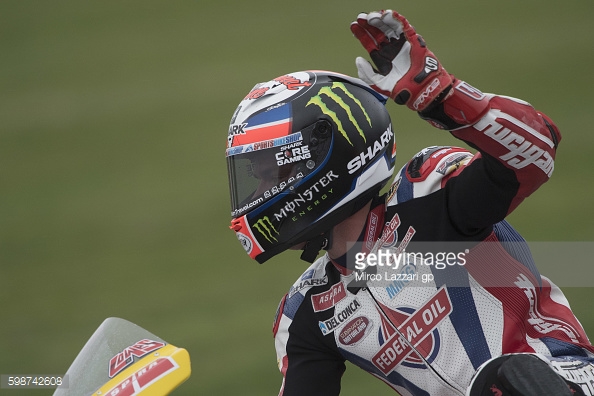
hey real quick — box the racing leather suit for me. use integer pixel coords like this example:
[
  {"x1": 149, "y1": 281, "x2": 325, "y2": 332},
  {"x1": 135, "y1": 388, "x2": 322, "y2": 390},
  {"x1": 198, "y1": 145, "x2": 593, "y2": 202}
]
[{"x1": 273, "y1": 88, "x2": 594, "y2": 395}]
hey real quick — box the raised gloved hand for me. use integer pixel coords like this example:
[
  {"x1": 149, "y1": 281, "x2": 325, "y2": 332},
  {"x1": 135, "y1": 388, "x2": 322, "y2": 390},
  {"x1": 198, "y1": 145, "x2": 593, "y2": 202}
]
[{"x1": 350, "y1": 10, "x2": 453, "y2": 112}]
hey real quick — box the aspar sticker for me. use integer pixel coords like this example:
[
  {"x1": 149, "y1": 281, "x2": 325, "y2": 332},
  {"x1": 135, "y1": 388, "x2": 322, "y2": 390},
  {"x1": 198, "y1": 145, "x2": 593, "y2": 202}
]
[
  {"x1": 319, "y1": 299, "x2": 362, "y2": 336},
  {"x1": 311, "y1": 282, "x2": 347, "y2": 312},
  {"x1": 109, "y1": 339, "x2": 166, "y2": 378},
  {"x1": 339, "y1": 316, "x2": 373, "y2": 346}
]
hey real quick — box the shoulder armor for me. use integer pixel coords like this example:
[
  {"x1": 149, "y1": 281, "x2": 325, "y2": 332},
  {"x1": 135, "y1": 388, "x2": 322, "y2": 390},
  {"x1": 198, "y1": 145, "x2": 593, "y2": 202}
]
[
  {"x1": 406, "y1": 146, "x2": 470, "y2": 182},
  {"x1": 273, "y1": 257, "x2": 329, "y2": 334},
  {"x1": 387, "y1": 146, "x2": 473, "y2": 205}
]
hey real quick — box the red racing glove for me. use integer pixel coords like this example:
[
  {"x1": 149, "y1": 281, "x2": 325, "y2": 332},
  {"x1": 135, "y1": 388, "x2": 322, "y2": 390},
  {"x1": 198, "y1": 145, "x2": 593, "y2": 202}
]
[{"x1": 351, "y1": 10, "x2": 453, "y2": 112}]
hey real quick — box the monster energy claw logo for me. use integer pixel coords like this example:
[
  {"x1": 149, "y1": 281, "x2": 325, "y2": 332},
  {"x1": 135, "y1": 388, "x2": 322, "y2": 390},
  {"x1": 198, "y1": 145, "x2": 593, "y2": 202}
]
[
  {"x1": 253, "y1": 216, "x2": 279, "y2": 243},
  {"x1": 306, "y1": 82, "x2": 372, "y2": 146}
]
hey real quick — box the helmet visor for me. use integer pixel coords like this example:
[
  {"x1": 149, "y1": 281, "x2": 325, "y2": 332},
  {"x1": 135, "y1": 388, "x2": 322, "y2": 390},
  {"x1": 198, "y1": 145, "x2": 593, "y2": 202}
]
[{"x1": 227, "y1": 125, "x2": 331, "y2": 218}]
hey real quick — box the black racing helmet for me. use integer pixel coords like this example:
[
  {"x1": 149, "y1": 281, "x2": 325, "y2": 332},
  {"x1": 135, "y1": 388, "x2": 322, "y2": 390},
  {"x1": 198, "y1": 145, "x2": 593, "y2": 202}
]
[{"x1": 226, "y1": 71, "x2": 395, "y2": 263}]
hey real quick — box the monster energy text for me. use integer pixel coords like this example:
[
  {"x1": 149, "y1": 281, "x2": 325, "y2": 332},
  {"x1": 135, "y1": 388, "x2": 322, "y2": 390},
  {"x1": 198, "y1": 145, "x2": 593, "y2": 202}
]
[
  {"x1": 273, "y1": 171, "x2": 339, "y2": 222},
  {"x1": 306, "y1": 82, "x2": 372, "y2": 146}
]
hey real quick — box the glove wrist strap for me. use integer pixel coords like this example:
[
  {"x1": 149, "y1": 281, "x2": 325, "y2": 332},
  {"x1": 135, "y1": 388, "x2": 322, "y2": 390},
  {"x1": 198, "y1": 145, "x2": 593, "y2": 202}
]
[{"x1": 419, "y1": 78, "x2": 490, "y2": 130}]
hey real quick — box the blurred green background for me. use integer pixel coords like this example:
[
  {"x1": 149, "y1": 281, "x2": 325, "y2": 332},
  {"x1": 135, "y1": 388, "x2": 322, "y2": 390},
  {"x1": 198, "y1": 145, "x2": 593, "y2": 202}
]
[{"x1": 1, "y1": 1, "x2": 593, "y2": 394}]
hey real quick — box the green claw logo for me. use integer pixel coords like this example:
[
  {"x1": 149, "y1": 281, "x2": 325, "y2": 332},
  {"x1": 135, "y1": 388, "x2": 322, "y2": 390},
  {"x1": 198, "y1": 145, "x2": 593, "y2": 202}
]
[
  {"x1": 306, "y1": 82, "x2": 372, "y2": 146},
  {"x1": 253, "y1": 216, "x2": 279, "y2": 243}
]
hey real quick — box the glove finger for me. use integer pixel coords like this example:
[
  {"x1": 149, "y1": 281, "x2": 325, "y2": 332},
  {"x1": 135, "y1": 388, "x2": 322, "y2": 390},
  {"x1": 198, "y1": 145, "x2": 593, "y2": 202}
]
[
  {"x1": 382, "y1": 10, "x2": 417, "y2": 42},
  {"x1": 354, "y1": 13, "x2": 388, "y2": 47},
  {"x1": 368, "y1": 10, "x2": 402, "y2": 40},
  {"x1": 350, "y1": 22, "x2": 379, "y2": 53},
  {"x1": 355, "y1": 56, "x2": 378, "y2": 85}
]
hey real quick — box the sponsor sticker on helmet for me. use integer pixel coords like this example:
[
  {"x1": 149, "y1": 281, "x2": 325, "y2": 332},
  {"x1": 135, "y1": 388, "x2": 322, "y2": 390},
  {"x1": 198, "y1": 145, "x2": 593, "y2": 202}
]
[
  {"x1": 347, "y1": 124, "x2": 393, "y2": 174},
  {"x1": 226, "y1": 132, "x2": 304, "y2": 157},
  {"x1": 262, "y1": 172, "x2": 304, "y2": 200},
  {"x1": 275, "y1": 143, "x2": 311, "y2": 166},
  {"x1": 236, "y1": 232, "x2": 252, "y2": 254},
  {"x1": 306, "y1": 82, "x2": 371, "y2": 146},
  {"x1": 252, "y1": 216, "x2": 279, "y2": 243},
  {"x1": 273, "y1": 75, "x2": 312, "y2": 90},
  {"x1": 273, "y1": 170, "x2": 339, "y2": 222}
]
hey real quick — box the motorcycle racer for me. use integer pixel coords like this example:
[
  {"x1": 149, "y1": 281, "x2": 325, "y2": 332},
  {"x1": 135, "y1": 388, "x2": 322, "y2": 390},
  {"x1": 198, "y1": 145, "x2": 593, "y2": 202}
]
[{"x1": 225, "y1": 9, "x2": 594, "y2": 396}]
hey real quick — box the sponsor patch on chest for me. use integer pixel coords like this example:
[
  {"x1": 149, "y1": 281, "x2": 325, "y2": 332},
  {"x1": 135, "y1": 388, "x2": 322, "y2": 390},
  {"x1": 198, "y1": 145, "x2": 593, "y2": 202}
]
[
  {"x1": 311, "y1": 282, "x2": 347, "y2": 312},
  {"x1": 372, "y1": 287, "x2": 452, "y2": 375},
  {"x1": 318, "y1": 299, "x2": 362, "y2": 336}
]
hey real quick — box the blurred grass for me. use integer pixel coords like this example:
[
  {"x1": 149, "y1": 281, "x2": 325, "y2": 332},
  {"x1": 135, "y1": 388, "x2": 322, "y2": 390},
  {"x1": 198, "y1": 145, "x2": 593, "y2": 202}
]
[{"x1": 0, "y1": 1, "x2": 593, "y2": 394}]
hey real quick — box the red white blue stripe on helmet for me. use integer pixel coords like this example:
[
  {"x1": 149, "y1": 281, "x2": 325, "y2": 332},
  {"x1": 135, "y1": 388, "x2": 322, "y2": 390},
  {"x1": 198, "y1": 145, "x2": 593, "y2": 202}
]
[{"x1": 230, "y1": 105, "x2": 292, "y2": 147}]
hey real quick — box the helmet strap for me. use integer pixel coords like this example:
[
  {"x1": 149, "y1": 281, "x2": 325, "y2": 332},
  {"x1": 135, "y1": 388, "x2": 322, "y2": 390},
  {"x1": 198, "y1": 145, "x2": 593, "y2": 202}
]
[{"x1": 300, "y1": 230, "x2": 333, "y2": 263}]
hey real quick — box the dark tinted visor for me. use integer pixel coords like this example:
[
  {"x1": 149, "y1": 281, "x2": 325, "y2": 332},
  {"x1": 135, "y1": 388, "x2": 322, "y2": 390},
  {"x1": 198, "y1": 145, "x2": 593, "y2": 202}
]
[{"x1": 227, "y1": 123, "x2": 332, "y2": 218}]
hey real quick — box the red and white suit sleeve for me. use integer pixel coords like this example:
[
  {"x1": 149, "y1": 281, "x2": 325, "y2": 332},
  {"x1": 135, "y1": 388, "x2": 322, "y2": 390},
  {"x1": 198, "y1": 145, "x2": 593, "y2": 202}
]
[{"x1": 419, "y1": 78, "x2": 562, "y2": 233}]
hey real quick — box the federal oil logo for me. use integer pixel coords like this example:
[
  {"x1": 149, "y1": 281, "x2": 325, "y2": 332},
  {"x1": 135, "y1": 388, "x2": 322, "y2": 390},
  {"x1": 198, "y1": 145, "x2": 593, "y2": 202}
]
[{"x1": 373, "y1": 287, "x2": 452, "y2": 374}]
